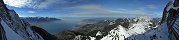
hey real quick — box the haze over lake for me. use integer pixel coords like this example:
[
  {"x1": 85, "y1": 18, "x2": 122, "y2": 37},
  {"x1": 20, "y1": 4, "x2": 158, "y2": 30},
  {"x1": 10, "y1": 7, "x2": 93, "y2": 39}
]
[{"x1": 39, "y1": 17, "x2": 116, "y2": 34}]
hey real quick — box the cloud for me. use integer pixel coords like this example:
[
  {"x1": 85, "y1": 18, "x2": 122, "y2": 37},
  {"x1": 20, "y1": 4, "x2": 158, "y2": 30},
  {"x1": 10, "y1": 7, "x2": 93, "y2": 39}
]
[
  {"x1": 147, "y1": 5, "x2": 157, "y2": 9},
  {"x1": 3, "y1": 0, "x2": 90, "y2": 9},
  {"x1": 27, "y1": 11, "x2": 36, "y2": 13},
  {"x1": 61, "y1": 4, "x2": 153, "y2": 17},
  {"x1": 144, "y1": 5, "x2": 158, "y2": 9},
  {"x1": 67, "y1": 4, "x2": 102, "y2": 10},
  {"x1": 3, "y1": 0, "x2": 57, "y2": 9},
  {"x1": 32, "y1": 0, "x2": 57, "y2": 9},
  {"x1": 3, "y1": 0, "x2": 32, "y2": 8}
]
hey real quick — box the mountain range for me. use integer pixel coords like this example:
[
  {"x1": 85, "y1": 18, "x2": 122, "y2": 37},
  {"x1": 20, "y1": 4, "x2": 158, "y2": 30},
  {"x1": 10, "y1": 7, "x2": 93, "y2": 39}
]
[{"x1": 0, "y1": 0, "x2": 179, "y2": 40}]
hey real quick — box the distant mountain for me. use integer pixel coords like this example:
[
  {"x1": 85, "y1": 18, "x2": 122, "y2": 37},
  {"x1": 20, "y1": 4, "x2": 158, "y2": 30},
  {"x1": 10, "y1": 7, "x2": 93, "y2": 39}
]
[
  {"x1": 78, "y1": 18, "x2": 115, "y2": 26},
  {"x1": 56, "y1": 16, "x2": 161, "y2": 40},
  {"x1": 56, "y1": 0, "x2": 179, "y2": 40},
  {"x1": 21, "y1": 17, "x2": 61, "y2": 23}
]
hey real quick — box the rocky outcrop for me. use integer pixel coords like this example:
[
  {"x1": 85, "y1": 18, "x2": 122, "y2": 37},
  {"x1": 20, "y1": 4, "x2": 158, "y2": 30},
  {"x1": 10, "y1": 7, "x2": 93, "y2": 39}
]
[
  {"x1": 31, "y1": 26, "x2": 58, "y2": 40},
  {"x1": 0, "y1": 0, "x2": 51, "y2": 40},
  {"x1": 161, "y1": 0, "x2": 179, "y2": 40}
]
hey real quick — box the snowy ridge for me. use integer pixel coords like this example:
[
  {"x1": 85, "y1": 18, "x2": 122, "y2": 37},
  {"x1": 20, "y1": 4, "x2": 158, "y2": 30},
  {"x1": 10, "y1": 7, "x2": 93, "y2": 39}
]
[
  {"x1": 127, "y1": 22, "x2": 169, "y2": 40},
  {"x1": 0, "y1": 11, "x2": 44, "y2": 40},
  {"x1": 134, "y1": 16, "x2": 152, "y2": 22},
  {"x1": 96, "y1": 31, "x2": 102, "y2": 36},
  {"x1": 100, "y1": 17, "x2": 153, "y2": 40},
  {"x1": 1, "y1": 19, "x2": 24, "y2": 40},
  {"x1": 0, "y1": 0, "x2": 44, "y2": 40},
  {"x1": 70, "y1": 16, "x2": 162, "y2": 40},
  {"x1": 98, "y1": 0, "x2": 179, "y2": 40},
  {"x1": 99, "y1": 17, "x2": 169, "y2": 40}
]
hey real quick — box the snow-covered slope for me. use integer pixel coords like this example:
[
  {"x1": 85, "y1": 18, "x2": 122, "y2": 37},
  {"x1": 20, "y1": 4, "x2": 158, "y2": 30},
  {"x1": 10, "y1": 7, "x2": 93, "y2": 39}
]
[
  {"x1": 127, "y1": 22, "x2": 169, "y2": 40},
  {"x1": 100, "y1": 16, "x2": 154, "y2": 40},
  {"x1": 0, "y1": 0, "x2": 44, "y2": 40},
  {"x1": 68, "y1": 16, "x2": 161, "y2": 40},
  {"x1": 68, "y1": 15, "x2": 171, "y2": 40},
  {"x1": 1, "y1": 19, "x2": 25, "y2": 40}
]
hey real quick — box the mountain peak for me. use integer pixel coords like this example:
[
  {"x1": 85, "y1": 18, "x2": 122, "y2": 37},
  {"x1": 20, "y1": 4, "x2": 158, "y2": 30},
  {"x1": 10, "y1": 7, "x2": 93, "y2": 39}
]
[{"x1": 0, "y1": 0, "x2": 48, "y2": 40}]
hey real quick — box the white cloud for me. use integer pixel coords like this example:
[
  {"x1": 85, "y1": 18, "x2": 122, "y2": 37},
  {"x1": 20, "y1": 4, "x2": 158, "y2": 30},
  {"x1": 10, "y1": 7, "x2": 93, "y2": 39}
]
[
  {"x1": 67, "y1": 4, "x2": 102, "y2": 9},
  {"x1": 3, "y1": 0, "x2": 32, "y2": 8},
  {"x1": 27, "y1": 11, "x2": 35, "y2": 13},
  {"x1": 147, "y1": 5, "x2": 156, "y2": 9},
  {"x1": 3, "y1": 0, "x2": 57, "y2": 9},
  {"x1": 61, "y1": 4, "x2": 153, "y2": 17},
  {"x1": 32, "y1": 0, "x2": 56, "y2": 9},
  {"x1": 145, "y1": 5, "x2": 158, "y2": 9},
  {"x1": 3, "y1": 0, "x2": 99, "y2": 9}
]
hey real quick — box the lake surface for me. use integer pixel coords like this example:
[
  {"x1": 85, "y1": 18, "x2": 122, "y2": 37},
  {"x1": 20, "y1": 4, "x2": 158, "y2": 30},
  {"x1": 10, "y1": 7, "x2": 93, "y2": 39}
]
[
  {"x1": 39, "y1": 17, "x2": 117, "y2": 34},
  {"x1": 40, "y1": 17, "x2": 87, "y2": 34}
]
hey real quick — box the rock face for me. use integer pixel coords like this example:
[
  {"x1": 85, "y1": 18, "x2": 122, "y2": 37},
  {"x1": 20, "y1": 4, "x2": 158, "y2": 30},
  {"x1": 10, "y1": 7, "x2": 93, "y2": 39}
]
[
  {"x1": 161, "y1": 0, "x2": 179, "y2": 40},
  {"x1": 0, "y1": 0, "x2": 45, "y2": 40},
  {"x1": 31, "y1": 26, "x2": 58, "y2": 40}
]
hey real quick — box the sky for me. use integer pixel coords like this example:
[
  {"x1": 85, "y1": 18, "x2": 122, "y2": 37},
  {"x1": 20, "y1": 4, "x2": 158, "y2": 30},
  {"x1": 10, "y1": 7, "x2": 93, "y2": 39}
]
[{"x1": 3, "y1": 0, "x2": 168, "y2": 17}]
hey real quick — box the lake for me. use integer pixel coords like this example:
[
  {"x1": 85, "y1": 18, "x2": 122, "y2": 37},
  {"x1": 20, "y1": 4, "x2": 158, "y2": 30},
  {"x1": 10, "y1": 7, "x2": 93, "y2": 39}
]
[{"x1": 39, "y1": 17, "x2": 117, "y2": 34}]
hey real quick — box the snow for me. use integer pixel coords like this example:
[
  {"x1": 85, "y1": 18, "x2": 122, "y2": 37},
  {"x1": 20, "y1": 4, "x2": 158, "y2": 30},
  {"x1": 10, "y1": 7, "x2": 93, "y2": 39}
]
[
  {"x1": 0, "y1": 11, "x2": 44, "y2": 40},
  {"x1": 1, "y1": 20, "x2": 25, "y2": 40},
  {"x1": 137, "y1": 16, "x2": 151, "y2": 22},
  {"x1": 69, "y1": 16, "x2": 171, "y2": 40},
  {"x1": 100, "y1": 18, "x2": 154, "y2": 40},
  {"x1": 101, "y1": 25, "x2": 130, "y2": 40},
  {"x1": 73, "y1": 35, "x2": 96, "y2": 40},
  {"x1": 133, "y1": 18, "x2": 138, "y2": 22},
  {"x1": 89, "y1": 36, "x2": 96, "y2": 40},
  {"x1": 96, "y1": 31, "x2": 102, "y2": 36},
  {"x1": 166, "y1": 0, "x2": 179, "y2": 11},
  {"x1": 101, "y1": 22, "x2": 169, "y2": 40},
  {"x1": 128, "y1": 22, "x2": 169, "y2": 40},
  {"x1": 73, "y1": 35, "x2": 82, "y2": 40},
  {"x1": 26, "y1": 26, "x2": 44, "y2": 40},
  {"x1": 109, "y1": 22, "x2": 115, "y2": 25}
]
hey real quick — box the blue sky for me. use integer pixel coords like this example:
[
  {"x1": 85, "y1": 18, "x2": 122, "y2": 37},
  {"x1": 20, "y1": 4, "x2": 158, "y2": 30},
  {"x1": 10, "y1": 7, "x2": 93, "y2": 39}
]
[{"x1": 3, "y1": 0, "x2": 168, "y2": 17}]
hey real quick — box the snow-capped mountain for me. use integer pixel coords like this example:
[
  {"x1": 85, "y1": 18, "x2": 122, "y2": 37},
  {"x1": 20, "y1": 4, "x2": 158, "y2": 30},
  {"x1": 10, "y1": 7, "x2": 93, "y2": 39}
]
[
  {"x1": 56, "y1": 16, "x2": 161, "y2": 40},
  {"x1": 21, "y1": 17, "x2": 61, "y2": 23},
  {"x1": 21, "y1": 17, "x2": 62, "y2": 26},
  {"x1": 0, "y1": 0, "x2": 54, "y2": 40},
  {"x1": 57, "y1": 0, "x2": 179, "y2": 40},
  {"x1": 100, "y1": 16, "x2": 169, "y2": 40},
  {"x1": 1, "y1": 0, "x2": 175, "y2": 40},
  {"x1": 100, "y1": 16, "x2": 154, "y2": 40}
]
